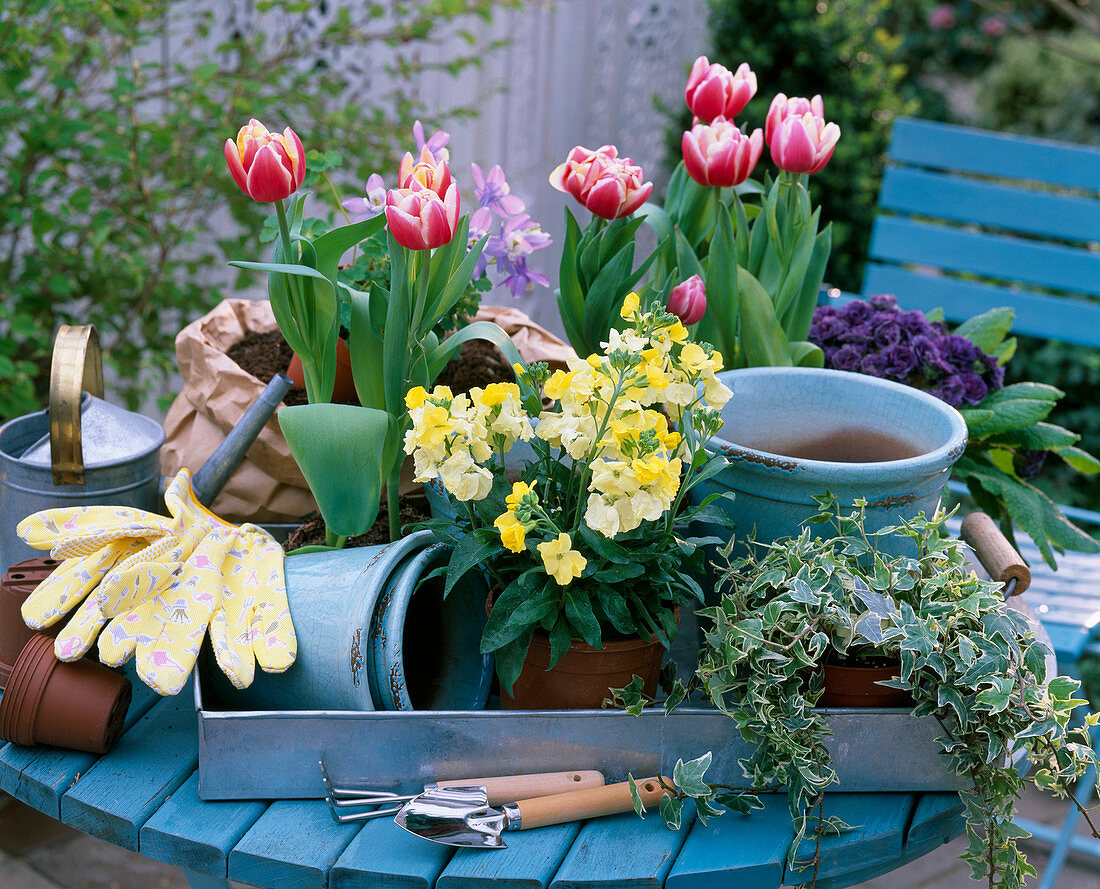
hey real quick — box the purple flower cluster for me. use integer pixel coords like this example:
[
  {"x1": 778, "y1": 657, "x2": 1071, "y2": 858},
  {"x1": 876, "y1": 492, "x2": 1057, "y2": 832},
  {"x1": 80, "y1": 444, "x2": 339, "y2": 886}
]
[
  {"x1": 809, "y1": 294, "x2": 1005, "y2": 408},
  {"x1": 469, "y1": 163, "x2": 551, "y2": 298}
]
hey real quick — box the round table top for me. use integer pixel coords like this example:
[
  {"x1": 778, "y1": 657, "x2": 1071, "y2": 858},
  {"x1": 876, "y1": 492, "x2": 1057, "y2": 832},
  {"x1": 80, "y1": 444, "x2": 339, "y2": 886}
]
[{"x1": 0, "y1": 670, "x2": 964, "y2": 889}]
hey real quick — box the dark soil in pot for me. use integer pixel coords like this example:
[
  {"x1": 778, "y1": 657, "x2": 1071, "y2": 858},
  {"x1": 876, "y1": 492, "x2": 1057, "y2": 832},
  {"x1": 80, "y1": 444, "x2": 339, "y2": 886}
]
[
  {"x1": 227, "y1": 330, "x2": 309, "y2": 406},
  {"x1": 282, "y1": 493, "x2": 433, "y2": 551},
  {"x1": 436, "y1": 337, "x2": 515, "y2": 394}
]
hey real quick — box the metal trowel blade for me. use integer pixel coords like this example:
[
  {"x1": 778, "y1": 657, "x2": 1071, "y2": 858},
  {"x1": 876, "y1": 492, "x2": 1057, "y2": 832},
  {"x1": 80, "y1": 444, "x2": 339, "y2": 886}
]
[{"x1": 394, "y1": 785, "x2": 510, "y2": 848}]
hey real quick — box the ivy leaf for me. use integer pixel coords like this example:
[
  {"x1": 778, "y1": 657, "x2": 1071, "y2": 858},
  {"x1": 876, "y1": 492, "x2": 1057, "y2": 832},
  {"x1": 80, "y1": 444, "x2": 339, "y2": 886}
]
[
  {"x1": 659, "y1": 794, "x2": 684, "y2": 831},
  {"x1": 673, "y1": 752, "x2": 712, "y2": 796}
]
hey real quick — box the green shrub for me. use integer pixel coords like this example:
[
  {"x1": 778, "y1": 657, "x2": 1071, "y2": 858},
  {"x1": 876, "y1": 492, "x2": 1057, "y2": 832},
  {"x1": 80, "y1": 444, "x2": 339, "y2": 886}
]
[
  {"x1": 701, "y1": 0, "x2": 926, "y2": 292},
  {"x1": 0, "y1": 0, "x2": 516, "y2": 421}
]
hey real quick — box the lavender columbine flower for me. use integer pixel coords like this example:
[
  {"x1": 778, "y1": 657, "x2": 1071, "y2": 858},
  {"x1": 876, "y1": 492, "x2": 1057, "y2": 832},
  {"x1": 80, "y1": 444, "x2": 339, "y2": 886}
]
[
  {"x1": 471, "y1": 163, "x2": 526, "y2": 217},
  {"x1": 499, "y1": 214, "x2": 552, "y2": 260},
  {"x1": 469, "y1": 206, "x2": 495, "y2": 278},
  {"x1": 499, "y1": 256, "x2": 550, "y2": 298},
  {"x1": 413, "y1": 120, "x2": 450, "y2": 164},
  {"x1": 342, "y1": 173, "x2": 387, "y2": 222}
]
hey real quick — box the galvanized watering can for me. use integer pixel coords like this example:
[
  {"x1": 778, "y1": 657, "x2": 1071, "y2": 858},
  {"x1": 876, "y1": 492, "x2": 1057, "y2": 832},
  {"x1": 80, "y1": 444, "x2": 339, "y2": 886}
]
[{"x1": 0, "y1": 326, "x2": 166, "y2": 574}]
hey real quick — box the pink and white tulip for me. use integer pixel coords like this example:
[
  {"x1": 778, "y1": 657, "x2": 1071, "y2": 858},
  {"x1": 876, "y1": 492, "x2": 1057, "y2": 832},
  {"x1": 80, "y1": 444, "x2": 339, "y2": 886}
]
[
  {"x1": 398, "y1": 145, "x2": 454, "y2": 200},
  {"x1": 685, "y1": 57, "x2": 757, "y2": 124},
  {"x1": 549, "y1": 145, "x2": 653, "y2": 220},
  {"x1": 225, "y1": 119, "x2": 306, "y2": 203},
  {"x1": 384, "y1": 180, "x2": 460, "y2": 251},
  {"x1": 682, "y1": 117, "x2": 763, "y2": 188},
  {"x1": 667, "y1": 275, "x2": 707, "y2": 326},
  {"x1": 765, "y1": 94, "x2": 840, "y2": 175},
  {"x1": 764, "y1": 94, "x2": 825, "y2": 146}
]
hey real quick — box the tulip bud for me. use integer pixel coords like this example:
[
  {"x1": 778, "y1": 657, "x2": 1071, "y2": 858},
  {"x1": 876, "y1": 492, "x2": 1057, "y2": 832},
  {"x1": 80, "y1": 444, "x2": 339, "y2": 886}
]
[
  {"x1": 682, "y1": 117, "x2": 763, "y2": 188},
  {"x1": 384, "y1": 181, "x2": 461, "y2": 251},
  {"x1": 225, "y1": 119, "x2": 306, "y2": 203},
  {"x1": 685, "y1": 57, "x2": 757, "y2": 123},
  {"x1": 667, "y1": 275, "x2": 707, "y2": 326},
  {"x1": 549, "y1": 145, "x2": 653, "y2": 220}
]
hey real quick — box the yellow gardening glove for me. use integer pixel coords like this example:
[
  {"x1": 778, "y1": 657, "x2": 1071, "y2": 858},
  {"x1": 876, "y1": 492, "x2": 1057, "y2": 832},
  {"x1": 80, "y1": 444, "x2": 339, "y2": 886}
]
[{"x1": 208, "y1": 523, "x2": 297, "y2": 690}]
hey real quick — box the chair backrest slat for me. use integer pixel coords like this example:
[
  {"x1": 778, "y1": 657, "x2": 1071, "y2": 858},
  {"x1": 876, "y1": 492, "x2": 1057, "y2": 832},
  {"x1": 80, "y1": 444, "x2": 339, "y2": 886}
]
[{"x1": 864, "y1": 116, "x2": 1100, "y2": 349}]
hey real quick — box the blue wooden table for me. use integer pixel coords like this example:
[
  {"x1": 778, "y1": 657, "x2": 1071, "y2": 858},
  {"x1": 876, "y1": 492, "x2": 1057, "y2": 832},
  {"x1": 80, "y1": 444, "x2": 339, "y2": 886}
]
[{"x1": 0, "y1": 670, "x2": 966, "y2": 889}]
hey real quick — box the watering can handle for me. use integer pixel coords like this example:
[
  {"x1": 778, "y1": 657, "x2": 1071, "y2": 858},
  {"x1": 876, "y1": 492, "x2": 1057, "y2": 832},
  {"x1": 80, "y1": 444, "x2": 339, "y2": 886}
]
[
  {"x1": 49, "y1": 325, "x2": 104, "y2": 486},
  {"x1": 961, "y1": 512, "x2": 1031, "y2": 597}
]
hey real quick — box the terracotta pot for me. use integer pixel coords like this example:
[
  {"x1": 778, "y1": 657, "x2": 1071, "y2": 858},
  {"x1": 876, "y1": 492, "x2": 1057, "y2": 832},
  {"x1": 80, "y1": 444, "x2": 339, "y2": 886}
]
[
  {"x1": 0, "y1": 633, "x2": 132, "y2": 753},
  {"x1": 286, "y1": 338, "x2": 357, "y2": 404},
  {"x1": 501, "y1": 632, "x2": 666, "y2": 710},
  {"x1": 0, "y1": 557, "x2": 62, "y2": 689},
  {"x1": 818, "y1": 661, "x2": 912, "y2": 708}
]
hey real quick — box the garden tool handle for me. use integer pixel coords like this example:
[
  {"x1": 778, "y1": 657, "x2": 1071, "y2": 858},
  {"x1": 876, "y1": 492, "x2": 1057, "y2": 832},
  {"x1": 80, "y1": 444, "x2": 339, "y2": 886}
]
[
  {"x1": 515, "y1": 777, "x2": 669, "y2": 831},
  {"x1": 436, "y1": 770, "x2": 605, "y2": 805},
  {"x1": 961, "y1": 511, "x2": 1031, "y2": 596},
  {"x1": 49, "y1": 325, "x2": 105, "y2": 486}
]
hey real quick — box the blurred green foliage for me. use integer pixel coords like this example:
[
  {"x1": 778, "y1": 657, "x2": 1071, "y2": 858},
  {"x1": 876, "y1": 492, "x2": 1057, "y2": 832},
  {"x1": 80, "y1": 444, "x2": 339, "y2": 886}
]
[
  {"x1": 0, "y1": 0, "x2": 517, "y2": 421},
  {"x1": 700, "y1": 0, "x2": 928, "y2": 293}
]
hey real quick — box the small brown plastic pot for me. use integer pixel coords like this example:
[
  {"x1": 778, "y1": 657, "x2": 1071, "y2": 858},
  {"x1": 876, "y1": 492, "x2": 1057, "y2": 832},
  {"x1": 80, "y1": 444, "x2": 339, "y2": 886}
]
[
  {"x1": 818, "y1": 661, "x2": 912, "y2": 708},
  {"x1": 286, "y1": 338, "x2": 356, "y2": 404},
  {"x1": 0, "y1": 633, "x2": 131, "y2": 754},
  {"x1": 0, "y1": 557, "x2": 62, "y2": 688}
]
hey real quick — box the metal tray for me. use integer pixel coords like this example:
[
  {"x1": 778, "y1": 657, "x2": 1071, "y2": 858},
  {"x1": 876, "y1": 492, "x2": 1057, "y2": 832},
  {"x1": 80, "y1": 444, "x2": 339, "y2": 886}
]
[{"x1": 194, "y1": 669, "x2": 965, "y2": 801}]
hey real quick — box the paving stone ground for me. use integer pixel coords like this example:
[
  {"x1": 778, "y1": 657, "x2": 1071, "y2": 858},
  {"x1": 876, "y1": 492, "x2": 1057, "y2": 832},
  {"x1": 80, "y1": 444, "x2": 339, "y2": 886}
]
[{"x1": 0, "y1": 786, "x2": 1097, "y2": 889}]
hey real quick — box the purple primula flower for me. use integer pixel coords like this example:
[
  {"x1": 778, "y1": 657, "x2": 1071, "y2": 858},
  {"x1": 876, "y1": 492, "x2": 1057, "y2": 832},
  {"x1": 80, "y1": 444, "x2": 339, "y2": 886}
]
[
  {"x1": 983, "y1": 352, "x2": 1006, "y2": 390},
  {"x1": 939, "y1": 334, "x2": 979, "y2": 371},
  {"x1": 937, "y1": 374, "x2": 968, "y2": 407},
  {"x1": 1015, "y1": 449, "x2": 1047, "y2": 480},
  {"x1": 860, "y1": 352, "x2": 889, "y2": 378},
  {"x1": 882, "y1": 343, "x2": 917, "y2": 379},
  {"x1": 832, "y1": 344, "x2": 864, "y2": 372},
  {"x1": 869, "y1": 293, "x2": 898, "y2": 311},
  {"x1": 839, "y1": 300, "x2": 872, "y2": 325},
  {"x1": 413, "y1": 120, "x2": 450, "y2": 164},
  {"x1": 839, "y1": 321, "x2": 872, "y2": 346},
  {"x1": 911, "y1": 335, "x2": 953, "y2": 376},
  {"x1": 811, "y1": 315, "x2": 846, "y2": 341},
  {"x1": 897, "y1": 309, "x2": 933, "y2": 338},
  {"x1": 961, "y1": 373, "x2": 989, "y2": 404},
  {"x1": 871, "y1": 315, "x2": 903, "y2": 348},
  {"x1": 342, "y1": 173, "x2": 387, "y2": 222},
  {"x1": 471, "y1": 163, "x2": 526, "y2": 217}
]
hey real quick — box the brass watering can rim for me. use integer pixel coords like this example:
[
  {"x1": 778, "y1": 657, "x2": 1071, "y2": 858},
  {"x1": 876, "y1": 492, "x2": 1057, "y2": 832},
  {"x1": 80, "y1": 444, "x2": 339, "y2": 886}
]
[{"x1": 49, "y1": 325, "x2": 105, "y2": 486}]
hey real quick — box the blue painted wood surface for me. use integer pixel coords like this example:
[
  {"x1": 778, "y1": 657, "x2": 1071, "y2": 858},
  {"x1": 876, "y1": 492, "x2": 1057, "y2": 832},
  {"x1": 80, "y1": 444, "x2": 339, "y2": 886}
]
[
  {"x1": 140, "y1": 772, "x2": 266, "y2": 878},
  {"x1": 666, "y1": 794, "x2": 792, "y2": 889},
  {"x1": 331, "y1": 816, "x2": 453, "y2": 889},
  {"x1": 0, "y1": 660, "x2": 160, "y2": 816},
  {"x1": 550, "y1": 808, "x2": 695, "y2": 889},
  {"x1": 905, "y1": 792, "x2": 965, "y2": 854},
  {"x1": 60, "y1": 682, "x2": 198, "y2": 850},
  {"x1": 438, "y1": 823, "x2": 580, "y2": 889},
  {"x1": 229, "y1": 800, "x2": 359, "y2": 889},
  {"x1": 887, "y1": 117, "x2": 1100, "y2": 191}
]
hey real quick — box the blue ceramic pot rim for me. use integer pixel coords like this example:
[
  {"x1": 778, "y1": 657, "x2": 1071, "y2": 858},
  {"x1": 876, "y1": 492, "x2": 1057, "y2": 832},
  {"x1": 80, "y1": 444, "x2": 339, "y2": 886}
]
[{"x1": 704, "y1": 367, "x2": 968, "y2": 482}]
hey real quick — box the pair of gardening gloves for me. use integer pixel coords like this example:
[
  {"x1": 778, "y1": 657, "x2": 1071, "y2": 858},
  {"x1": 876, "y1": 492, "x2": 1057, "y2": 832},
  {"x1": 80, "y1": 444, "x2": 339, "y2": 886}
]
[{"x1": 15, "y1": 469, "x2": 297, "y2": 696}]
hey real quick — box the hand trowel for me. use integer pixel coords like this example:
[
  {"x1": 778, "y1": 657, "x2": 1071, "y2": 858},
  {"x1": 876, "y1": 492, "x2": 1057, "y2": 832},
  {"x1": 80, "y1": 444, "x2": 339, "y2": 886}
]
[{"x1": 395, "y1": 776, "x2": 670, "y2": 848}]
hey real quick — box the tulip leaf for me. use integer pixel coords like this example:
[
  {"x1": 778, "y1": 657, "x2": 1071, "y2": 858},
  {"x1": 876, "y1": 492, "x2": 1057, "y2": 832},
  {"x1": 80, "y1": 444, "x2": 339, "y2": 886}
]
[
  {"x1": 737, "y1": 268, "x2": 792, "y2": 368},
  {"x1": 785, "y1": 223, "x2": 832, "y2": 343},
  {"x1": 424, "y1": 229, "x2": 487, "y2": 337},
  {"x1": 279, "y1": 403, "x2": 390, "y2": 537},
  {"x1": 312, "y1": 215, "x2": 386, "y2": 285},
  {"x1": 345, "y1": 285, "x2": 386, "y2": 413}
]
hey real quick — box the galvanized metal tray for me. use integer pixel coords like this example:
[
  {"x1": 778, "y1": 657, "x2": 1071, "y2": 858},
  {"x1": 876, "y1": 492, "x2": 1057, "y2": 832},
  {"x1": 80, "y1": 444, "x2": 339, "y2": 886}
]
[{"x1": 194, "y1": 669, "x2": 966, "y2": 801}]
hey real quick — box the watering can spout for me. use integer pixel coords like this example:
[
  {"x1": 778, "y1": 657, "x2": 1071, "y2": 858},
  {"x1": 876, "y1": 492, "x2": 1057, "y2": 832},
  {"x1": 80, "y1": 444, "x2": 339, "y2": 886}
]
[{"x1": 190, "y1": 373, "x2": 293, "y2": 507}]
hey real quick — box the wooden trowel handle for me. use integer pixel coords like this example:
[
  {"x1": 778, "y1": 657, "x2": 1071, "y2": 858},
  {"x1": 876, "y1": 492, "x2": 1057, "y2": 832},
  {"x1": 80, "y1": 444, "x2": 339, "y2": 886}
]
[
  {"x1": 435, "y1": 770, "x2": 605, "y2": 805},
  {"x1": 961, "y1": 512, "x2": 1031, "y2": 596},
  {"x1": 515, "y1": 777, "x2": 670, "y2": 830}
]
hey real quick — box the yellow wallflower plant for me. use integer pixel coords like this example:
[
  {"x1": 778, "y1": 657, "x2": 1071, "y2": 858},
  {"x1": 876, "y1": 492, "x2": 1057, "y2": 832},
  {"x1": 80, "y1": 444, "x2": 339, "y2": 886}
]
[{"x1": 410, "y1": 298, "x2": 735, "y2": 694}]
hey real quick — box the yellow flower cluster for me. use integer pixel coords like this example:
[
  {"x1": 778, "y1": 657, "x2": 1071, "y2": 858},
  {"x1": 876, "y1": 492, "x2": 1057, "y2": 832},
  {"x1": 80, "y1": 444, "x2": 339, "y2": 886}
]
[
  {"x1": 493, "y1": 482, "x2": 587, "y2": 584},
  {"x1": 403, "y1": 383, "x2": 533, "y2": 502}
]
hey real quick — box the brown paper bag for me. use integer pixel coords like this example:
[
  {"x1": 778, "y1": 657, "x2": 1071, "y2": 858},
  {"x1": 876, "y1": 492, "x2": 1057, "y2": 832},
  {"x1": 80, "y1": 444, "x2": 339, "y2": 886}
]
[
  {"x1": 472, "y1": 305, "x2": 576, "y2": 371},
  {"x1": 161, "y1": 299, "x2": 315, "y2": 523}
]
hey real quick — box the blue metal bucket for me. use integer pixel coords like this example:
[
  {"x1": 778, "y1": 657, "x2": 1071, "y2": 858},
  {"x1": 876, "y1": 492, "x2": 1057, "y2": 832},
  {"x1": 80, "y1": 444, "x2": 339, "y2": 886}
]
[
  {"x1": 692, "y1": 367, "x2": 968, "y2": 556},
  {"x1": 209, "y1": 530, "x2": 491, "y2": 711}
]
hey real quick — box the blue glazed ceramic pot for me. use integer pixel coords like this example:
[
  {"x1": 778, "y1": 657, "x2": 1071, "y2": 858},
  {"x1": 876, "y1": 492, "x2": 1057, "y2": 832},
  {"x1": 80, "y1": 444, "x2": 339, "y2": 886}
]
[
  {"x1": 208, "y1": 530, "x2": 491, "y2": 711},
  {"x1": 693, "y1": 367, "x2": 968, "y2": 557}
]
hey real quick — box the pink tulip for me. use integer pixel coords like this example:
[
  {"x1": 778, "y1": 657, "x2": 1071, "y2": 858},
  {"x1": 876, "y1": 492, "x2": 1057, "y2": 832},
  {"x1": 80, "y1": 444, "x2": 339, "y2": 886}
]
[
  {"x1": 667, "y1": 275, "x2": 707, "y2": 326},
  {"x1": 549, "y1": 145, "x2": 653, "y2": 220},
  {"x1": 225, "y1": 119, "x2": 306, "y2": 203},
  {"x1": 769, "y1": 111, "x2": 841, "y2": 175},
  {"x1": 764, "y1": 95, "x2": 825, "y2": 146},
  {"x1": 682, "y1": 117, "x2": 763, "y2": 188},
  {"x1": 398, "y1": 145, "x2": 454, "y2": 200},
  {"x1": 384, "y1": 180, "x2": 461, "y2": 250},
  {"x1": 684, "y1": 57, "x2": 757, "y2": 123}
]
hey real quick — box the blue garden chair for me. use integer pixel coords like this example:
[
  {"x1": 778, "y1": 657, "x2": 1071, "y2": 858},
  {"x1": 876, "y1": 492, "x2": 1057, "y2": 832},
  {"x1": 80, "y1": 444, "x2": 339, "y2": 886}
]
[{"x1": 847, "y1": 115, "x2": 1100, "y2": 888}]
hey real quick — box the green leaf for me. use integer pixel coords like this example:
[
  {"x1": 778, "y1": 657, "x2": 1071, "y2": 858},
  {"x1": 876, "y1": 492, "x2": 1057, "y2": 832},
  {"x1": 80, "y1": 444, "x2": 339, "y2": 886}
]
[
  {"x1": 673, "y1": 752, "x2": 712, "y2": 796},
  {"x1": 443, "y1": 531, "x2": 500, "y2": 598},
  {"x1": 565, "y1": 590, "x2": 602, "y2": 648},
  {"x1": 659, "y1": 793, "x2": 683, "y2": 830},
  {"x1": 953, "y1": 307, "x2": 1015, "y2": 354},
  {"x1": 278, "y1": 404, "x2": 389, "y2": 537},
  {"x1": 1059, "y1": 446, "x2": 1100, "y2": 475},
  {"x1": 481, "y1": 571, "x2": 543, "y2": 652},
  {"x1": 737, "y1": 268, "x2": 792, "y2": 368}
]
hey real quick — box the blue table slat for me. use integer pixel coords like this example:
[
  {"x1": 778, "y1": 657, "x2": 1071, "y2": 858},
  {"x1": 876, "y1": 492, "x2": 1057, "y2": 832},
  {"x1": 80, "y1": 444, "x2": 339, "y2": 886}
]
[
  {"x1": 550, "y1": 808, "x2": 694, "y2": 889},
  {"x1": 0, "y1": 661, "x2": 161, "y2": 816},
  {"x1": 785, "y1": 793, "x2": 915, "y2": 886},
  {"x1": 229, "y1": 800, "x2": 359, "y2": 889},
  {"x1": 331, "y1": 816, "x2": 454, "y2": 889},
  {"x1": 905, "y1": 792, "x2": 965, "y2": 855},
  {"x1": 860, "y1": 265, "x2": 1100, "y2": 348},
  {"x1": 889, "y1": 117, "x2": 1100, "y2": 191},
  {"x1": 140, "y1": 772, "x2": 267, "y2": 878},
  {"x1": 878, "y1": 166, "x2": 1100, "y2": 244},
  {"x1": 438, "y1": 824, "x2": 580, "y2": 889},
  {"x1": 666, "y1": 794, "x2": 792, "y2": 889},
  {"x1": 869, "y1": 216, "x2": 1100, "y2": 298},
  {"x1": 59, "y1": 682, "x2": 198, "y2": 850}
]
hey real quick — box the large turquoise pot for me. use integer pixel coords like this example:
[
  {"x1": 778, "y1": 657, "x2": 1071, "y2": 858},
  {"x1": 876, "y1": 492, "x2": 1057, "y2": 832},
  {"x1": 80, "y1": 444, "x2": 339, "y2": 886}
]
[
  {"x1": 693, "y1": 367, "x2": 968, "y2": 556},
  {"x1": 209, "y1": 530, "x2": 492, "y2": 711}
]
